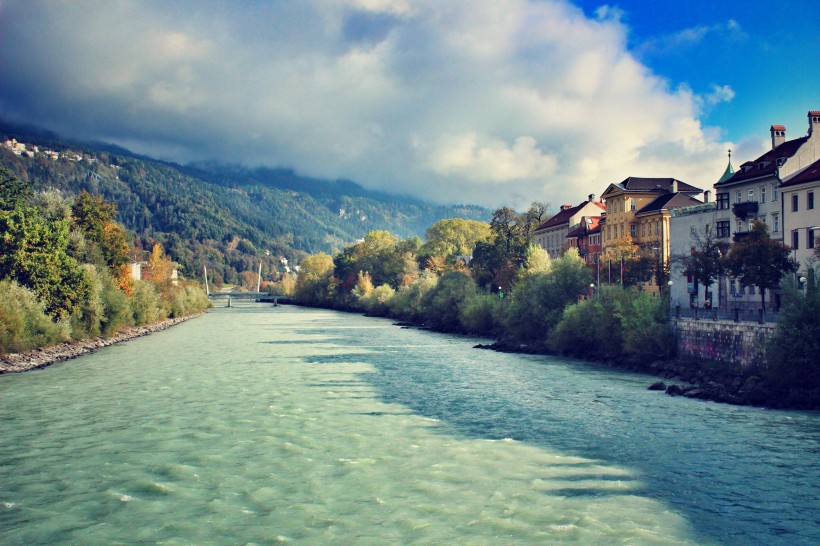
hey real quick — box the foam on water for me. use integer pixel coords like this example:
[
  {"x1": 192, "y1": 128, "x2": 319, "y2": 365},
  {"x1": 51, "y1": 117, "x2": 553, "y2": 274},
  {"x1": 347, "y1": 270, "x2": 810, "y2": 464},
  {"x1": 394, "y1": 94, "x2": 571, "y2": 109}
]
[{"x1": 1, "y1": 304, "x2": 818, "y2": 545}]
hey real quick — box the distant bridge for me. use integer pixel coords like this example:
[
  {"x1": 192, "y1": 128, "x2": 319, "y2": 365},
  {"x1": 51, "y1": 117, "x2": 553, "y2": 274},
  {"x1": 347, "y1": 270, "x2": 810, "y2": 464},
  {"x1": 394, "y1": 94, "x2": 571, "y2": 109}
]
[{"x1": 207, "y1": 291, "x2": 292, "y2": 305}]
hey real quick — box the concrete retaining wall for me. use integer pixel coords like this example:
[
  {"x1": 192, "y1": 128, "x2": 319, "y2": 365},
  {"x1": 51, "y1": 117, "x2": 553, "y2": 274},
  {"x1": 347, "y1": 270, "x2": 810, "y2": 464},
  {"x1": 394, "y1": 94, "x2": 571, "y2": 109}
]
[{"x1": 670, "y1": 318, "x2": 775, "y2": 369}]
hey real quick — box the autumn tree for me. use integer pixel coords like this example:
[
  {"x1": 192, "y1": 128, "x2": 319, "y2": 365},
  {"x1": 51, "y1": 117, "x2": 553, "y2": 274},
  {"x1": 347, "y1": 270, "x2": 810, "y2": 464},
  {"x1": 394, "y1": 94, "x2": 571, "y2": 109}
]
[
  {"x1": 294, "y1": 253, "x2": 336, "y2": 305},
  {"x1": 726, "y1": 221, "x2": 797, "y2": 311}
]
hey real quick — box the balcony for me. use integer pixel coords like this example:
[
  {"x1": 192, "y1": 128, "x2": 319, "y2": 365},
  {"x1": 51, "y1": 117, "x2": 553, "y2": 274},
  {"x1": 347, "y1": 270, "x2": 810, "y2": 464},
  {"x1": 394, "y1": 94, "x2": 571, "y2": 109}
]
[
  {"x1": 732, "y1": 201, "x2": 758, "y2": 219},
  {"x1": 733, "y1": 231, "x2": 753, "y2": 243}
]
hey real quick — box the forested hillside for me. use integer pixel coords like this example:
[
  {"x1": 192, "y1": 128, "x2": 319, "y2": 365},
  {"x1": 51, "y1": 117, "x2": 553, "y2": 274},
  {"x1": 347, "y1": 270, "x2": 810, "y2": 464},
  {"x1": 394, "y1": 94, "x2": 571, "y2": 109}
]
[{"x1": 0, "y1": 121, "x2": 490, "y2": 286}]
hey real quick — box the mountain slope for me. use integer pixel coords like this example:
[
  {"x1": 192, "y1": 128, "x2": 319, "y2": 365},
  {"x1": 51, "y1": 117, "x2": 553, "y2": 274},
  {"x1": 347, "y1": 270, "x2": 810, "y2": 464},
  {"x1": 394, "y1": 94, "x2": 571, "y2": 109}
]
[{"x1": 0, "y1": 121, "x2": 491, "y2": 285}]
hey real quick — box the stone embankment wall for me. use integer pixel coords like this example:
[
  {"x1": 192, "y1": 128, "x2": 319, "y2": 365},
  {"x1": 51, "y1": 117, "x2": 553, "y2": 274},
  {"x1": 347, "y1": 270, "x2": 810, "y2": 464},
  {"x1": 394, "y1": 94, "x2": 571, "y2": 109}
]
[{"x1": 670, "y1": 318, "x2": 775, "y2": 369}]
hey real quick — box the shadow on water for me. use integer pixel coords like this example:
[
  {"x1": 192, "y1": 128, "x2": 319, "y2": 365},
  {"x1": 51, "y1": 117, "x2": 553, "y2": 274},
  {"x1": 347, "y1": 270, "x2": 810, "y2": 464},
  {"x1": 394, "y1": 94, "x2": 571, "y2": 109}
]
[{"x1": 292, "y1": 320, "x2": 820, "y2": 546}]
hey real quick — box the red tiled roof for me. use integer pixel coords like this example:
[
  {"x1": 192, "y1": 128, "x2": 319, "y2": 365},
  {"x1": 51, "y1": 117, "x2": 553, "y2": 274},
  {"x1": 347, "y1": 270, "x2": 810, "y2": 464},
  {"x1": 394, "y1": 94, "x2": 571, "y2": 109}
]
[
  {"x1": 810, "y1": 111, "x2": 820, "y2": 116},
  {"x1": 781, "y1": 158, "x2": 820, "y2": 188},
  {"x1": 535, "y1": 201, "x2": 605, "y2": 231},
  {"x1": 770, "y1": 124, "x2": 786, "y2": 131}
]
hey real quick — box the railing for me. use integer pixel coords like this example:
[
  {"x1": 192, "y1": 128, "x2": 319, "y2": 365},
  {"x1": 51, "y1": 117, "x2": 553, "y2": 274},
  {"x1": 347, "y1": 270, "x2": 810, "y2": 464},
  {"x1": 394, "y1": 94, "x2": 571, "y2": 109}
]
[
  {"x1": 670, "y1": 305, "x2": 779, "y2": 324},
  {"x1": 732, "y1": 200, "x2": 759, "y2": 219}
]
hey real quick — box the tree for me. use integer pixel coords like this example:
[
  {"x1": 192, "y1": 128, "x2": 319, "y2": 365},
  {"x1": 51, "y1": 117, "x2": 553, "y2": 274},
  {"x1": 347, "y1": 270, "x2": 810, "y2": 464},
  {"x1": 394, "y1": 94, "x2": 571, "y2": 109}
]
[
  {"x1": 0, "y1": 166, "x2": 30, "y2": 211},
  {"x1": 294, "y1": 253, "x2": 335, "y2": 305},
  {"x1": 603, "y1": 235, "x2": 639, "y2": 286},
  {"x1": 419, "y1": 218, "x2": 491, "y2": 263},
  {"x1": 673, "y1": 227, "x2": 730, "y2": 306},
  {"x1": 71, "y1": 190, "x2": 130, "y2": 270},
  {"x1": 726, "y1": 221, "x2": 797, "y2": 311},
  {"x1": 0, "y1": 206, "x2": 89, "y2": 318}
]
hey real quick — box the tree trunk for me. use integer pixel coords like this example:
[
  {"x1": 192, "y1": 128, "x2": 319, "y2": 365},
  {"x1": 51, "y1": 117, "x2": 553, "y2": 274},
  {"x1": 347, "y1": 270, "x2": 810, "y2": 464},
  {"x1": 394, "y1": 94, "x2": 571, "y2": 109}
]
[{"x1": 760, "y1": 287, "x2": 765, "y2": 312}]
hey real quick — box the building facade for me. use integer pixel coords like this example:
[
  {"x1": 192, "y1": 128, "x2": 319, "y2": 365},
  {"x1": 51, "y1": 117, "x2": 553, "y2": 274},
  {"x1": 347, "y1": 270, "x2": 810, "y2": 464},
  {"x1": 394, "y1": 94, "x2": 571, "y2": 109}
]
[{"x1": 533, "y1": 195, "x2": 605, "y2": 258}]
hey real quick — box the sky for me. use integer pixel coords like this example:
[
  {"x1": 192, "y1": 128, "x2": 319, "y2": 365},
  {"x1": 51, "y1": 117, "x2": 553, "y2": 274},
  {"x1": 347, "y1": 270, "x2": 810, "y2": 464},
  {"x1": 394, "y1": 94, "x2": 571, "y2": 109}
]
[{"x1": 1, "y1": 0, "x2": 817, "y2": 210}]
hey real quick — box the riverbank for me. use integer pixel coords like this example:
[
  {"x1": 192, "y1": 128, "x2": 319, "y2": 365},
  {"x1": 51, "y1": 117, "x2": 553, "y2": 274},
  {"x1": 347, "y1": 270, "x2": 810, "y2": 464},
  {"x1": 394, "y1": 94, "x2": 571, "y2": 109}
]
[
  {"x1": 0, "y1": 313, "x2": 204, "y2": 374},
  {"x1": 476, "y1": 339, "x2": 820, "y2": 410}
]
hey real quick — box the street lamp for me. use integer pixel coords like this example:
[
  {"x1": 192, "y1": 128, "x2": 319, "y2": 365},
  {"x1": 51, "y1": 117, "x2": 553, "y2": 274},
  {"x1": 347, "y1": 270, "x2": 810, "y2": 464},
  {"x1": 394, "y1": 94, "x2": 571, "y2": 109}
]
[
  {"x1": 800, "y1": 276, "x2": 807, "y2": 296},
  {"x1": 589, "y1": 283, "x2": 595, "y2": 298}
]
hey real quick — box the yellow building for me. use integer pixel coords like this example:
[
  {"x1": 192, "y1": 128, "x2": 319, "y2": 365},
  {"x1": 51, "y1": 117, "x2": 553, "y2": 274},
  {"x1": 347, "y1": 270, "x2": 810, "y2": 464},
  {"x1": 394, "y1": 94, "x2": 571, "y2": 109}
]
[{"x1": 600, "y1": 177, "x2": 704, "y2": 290}]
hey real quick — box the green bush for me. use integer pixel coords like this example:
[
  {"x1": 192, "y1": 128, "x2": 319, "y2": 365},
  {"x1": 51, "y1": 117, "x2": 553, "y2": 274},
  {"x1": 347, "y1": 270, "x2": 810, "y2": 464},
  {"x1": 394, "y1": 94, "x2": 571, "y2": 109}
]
[
  {"x1": 0, "y1": 280, "x2": 70, "y2": 354},
  {"x1": 131, "y1": 280, "x2": 164, "y2": 325},
  {"x1": 388, "y1": 271, "x2": 438, "y2": 322},
  {"x1": 421, "y1": 271, "x2": 477, "y2": 331},
  {"x1": 70, "y1": 264, "x2": 106, "y2": 339},
  {"x1": 169, "y1": 283, "x2": 210, "y2": 318},
  {"x1": 361, "y1": 284, "x2": 396, "y2": 316},
  {"x1": 460, "y1": 292, "x2": 502, "y2": 336},
  {"x1": 766, "y1": 275, "x2": 820, "y2": 389},
  {"x1": 100, "y1": 273, "x2": 134, "y2": 336},
  {"x1": 616, "y1": 290, "x2": 674, "y2": 359}
]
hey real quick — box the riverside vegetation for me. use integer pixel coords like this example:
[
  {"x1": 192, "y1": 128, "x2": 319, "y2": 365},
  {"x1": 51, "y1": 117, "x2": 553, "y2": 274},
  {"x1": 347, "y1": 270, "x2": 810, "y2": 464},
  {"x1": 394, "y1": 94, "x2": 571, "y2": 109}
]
[
  {"x1": 0, "y1": 167, "x2": 209, "y2": 358},
  {"x1": 284, "y1": 208, "x2": 820, "y2": 409}
]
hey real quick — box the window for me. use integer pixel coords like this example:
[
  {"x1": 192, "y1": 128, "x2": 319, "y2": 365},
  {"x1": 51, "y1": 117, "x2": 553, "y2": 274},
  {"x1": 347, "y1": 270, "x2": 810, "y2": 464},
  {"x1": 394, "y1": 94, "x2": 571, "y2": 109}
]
[
  {"x1": 749, "y1": 221, "x2": 755, "y2": 231},
  {"x1": 748, "y1": 188, "x2": 755, "y2": 201},
  {"x1": 792, "y1": 194, "x2": 799, "y2": 212},
  {"x1": 630, "y1": 224, "x2": 637, "y2": 237},
  {"x1": 792, "y1": 230, "x2": 800, "y2": 250},
  {"x1": 641, "y1": 223, "x2": 646, "y2": 236},
  {"x1": 735, "y1": 191, "x2": 742, "y2": 204},
  {"x1": 809, "y1": 229, "x2": 816, "y2": 249},
  {"x1": 620, "y1": 224, "x2": 624, "y2": 237},
  {"x1": 760, "y1": 214, "x2": 766, "y2": 225},
  {"x1": 773, "y1": 185, "x2": 779, "y2": 201},
  {"x1": 772, "y1": 213, "x2": 779, "y2": 232},
  {"x1": 760, "y1": 186, "x2": 766, "y2": 203},
  {"x1": 717, "y1": 193, "x2": 730, "y2": 210},
  {"x1": 809, "y1": 191, "x2": 815, "y2": 210},
  {"x1": 716, "y1": 221, "x2": 730, "y2": 238},
  {"x1": 749, "y1": 285, "x2": 755, "y2": 295},
  {"x1": 736, "y1": 220, "x2": 742, "y2": 233},
  {"x1": 630, "y1": 198, "x2": 636, "y2": 211}
]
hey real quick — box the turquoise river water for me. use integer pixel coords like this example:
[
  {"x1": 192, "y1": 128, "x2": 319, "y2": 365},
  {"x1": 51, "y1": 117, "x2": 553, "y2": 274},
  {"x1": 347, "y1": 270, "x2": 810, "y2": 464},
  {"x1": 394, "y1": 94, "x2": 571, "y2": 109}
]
[{"x1": 1, "y1": 303, "x2": 819, "y2": 545}]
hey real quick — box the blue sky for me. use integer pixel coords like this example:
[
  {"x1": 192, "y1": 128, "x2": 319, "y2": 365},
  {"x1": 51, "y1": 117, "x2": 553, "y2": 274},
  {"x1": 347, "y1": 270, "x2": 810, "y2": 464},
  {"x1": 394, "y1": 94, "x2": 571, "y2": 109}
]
[
  {"x1": 0, "y1": 0, "x2": 817, "y2": 209},
  {"x1": 573, "y1": 0, "x2": 819, "y2": 140}
]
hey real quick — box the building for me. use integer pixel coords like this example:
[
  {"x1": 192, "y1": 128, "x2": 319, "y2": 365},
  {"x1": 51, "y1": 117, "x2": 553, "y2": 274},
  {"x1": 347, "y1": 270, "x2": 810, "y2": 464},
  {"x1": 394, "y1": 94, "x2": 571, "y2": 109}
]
[
  {"x1": 668, "y1": 202, "x2": 719, "y2": 309},
  {"x1": 533, "y1": 195, "x2": 605, "y2": 258},
  {"x1": 714, "y1": 110, "x2": 820, "y2": 307},
  {"x1": 599, "y1": 177, "x2": 704, "y2": 290},
  {"x1": 781, "y1": 157, "x2": 820, "y2": 278},
  {"x1": 566, "y1": 215, "x2": 603, "y2": 267}
]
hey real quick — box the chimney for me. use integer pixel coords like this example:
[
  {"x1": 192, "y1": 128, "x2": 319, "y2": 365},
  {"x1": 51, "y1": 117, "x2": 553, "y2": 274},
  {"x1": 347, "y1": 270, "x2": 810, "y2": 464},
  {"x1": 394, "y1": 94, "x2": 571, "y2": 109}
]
[
  {"x1": 703, "y1": 190, "x2": 711, "y2": 203},
  {"x1": 671, "y1": 179, "x2": 678, "y2": 193},
  {"x1": 588, "y1": 193, "x2": 596, "y2": 203},
  {"x1": 809, "y1": 111, "x2": 820, "y2": 136},
  {"x1": 560, "y1": 204, "x2": 573, "y2": 211},
  {"x1": 771, "y1": 124, "x2": 786, "y2": 149}
]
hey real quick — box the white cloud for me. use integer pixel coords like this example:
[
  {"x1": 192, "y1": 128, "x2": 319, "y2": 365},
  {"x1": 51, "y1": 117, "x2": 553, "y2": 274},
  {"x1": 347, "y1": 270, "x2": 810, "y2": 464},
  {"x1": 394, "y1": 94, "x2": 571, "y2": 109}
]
[{"x1": 0, "y1": 0, "x2": 736, "y2": 209}]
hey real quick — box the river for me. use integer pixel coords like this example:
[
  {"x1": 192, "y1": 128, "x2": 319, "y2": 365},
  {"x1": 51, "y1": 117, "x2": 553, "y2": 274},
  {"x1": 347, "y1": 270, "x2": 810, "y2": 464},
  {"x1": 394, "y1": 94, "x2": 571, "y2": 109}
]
[{"x1": 1, "y1": 303, "x2": 818, "y2": 545}]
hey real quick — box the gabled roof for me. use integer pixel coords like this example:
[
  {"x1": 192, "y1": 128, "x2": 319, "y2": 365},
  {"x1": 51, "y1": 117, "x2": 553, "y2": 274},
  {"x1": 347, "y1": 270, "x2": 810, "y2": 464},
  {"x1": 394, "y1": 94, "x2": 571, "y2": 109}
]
[
  {"x1": 566, "y1": 216, "x2": 602, "y2": 238},
  {"x1": 601, "y1": 176, "x2": 702, "y2": 198},
  {"x1": 781, "y1": 158, "x2": 820, "y2": 188},
  {"x1": 534, "y1": 201, "x2": 605, "y2": 231},
  {"x1": 715, "y1": 136, "x2": 809, "y2": 187},
  {"x1": 635, "y1": 192, "x2": 703, "y2": 216}
]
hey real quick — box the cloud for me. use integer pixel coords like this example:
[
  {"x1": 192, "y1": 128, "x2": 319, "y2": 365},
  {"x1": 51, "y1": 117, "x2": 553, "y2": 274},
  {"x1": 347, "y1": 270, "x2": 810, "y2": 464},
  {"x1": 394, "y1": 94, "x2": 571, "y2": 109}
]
[
  {"x1": 634, "y1": 20, "x2": 747, "y2": 58},
  {"x1": 0, "y1": 0, "x2": 735, "y2": 209}
]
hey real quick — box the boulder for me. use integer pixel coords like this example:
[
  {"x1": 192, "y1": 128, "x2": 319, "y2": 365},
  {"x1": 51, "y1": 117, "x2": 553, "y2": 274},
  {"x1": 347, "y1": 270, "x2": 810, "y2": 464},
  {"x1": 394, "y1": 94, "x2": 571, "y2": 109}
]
[{"x1": 648, "y1": 381, "x2": 667, "y2": 391}]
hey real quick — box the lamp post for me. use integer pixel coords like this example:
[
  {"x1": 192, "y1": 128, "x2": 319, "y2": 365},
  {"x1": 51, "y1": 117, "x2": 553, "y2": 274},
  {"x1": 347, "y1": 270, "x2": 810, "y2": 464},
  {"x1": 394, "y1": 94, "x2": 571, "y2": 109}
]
[
  {"x1": 589, "y1": 283, "x2": 595, "y2": 299},
  {"x1": 667, "y1": 279, "x2": 674, "y2": 317},
  {"x1": 800, "y1": 276, "x2": 807, "y2": 296}
]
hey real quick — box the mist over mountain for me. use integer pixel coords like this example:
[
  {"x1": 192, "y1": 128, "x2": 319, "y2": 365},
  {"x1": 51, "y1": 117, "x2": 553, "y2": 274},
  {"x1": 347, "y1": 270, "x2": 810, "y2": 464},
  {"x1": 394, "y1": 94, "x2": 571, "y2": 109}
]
[{"x1": 0, "y1": 120, "x2": 491, "y2": 286}]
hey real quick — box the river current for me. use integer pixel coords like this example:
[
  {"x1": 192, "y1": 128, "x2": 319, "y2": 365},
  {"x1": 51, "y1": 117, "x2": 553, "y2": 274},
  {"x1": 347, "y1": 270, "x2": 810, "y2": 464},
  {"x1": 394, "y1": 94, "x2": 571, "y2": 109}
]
[{"x1": 1, "y1": 303, "x2": 818, "y2": 545}]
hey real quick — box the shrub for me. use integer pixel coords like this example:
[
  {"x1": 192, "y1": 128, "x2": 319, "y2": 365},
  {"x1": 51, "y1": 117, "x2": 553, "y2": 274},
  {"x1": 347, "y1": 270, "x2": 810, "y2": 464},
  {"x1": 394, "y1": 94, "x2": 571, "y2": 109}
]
[
  {"x1": 70, "y1": 264, "x2": 106, "y2": 339},
  {"x1": 388, "y1": 270, "x2": 438, "y2": 322},
  {"x1": 131, "y1": 280, "x2": 164, "y2": 325},
  {"x1": 460, "y1": 292, "x2": 502, "y2": 336},
  {"x1": 361, "y1": 284, "x2": 395, "y2": 316},
  {"x1": 0, "y1": 280, "x2": 69, "y2": 354},
  {"x1": 765, "y1": 275, "x2": 820, "y2": 389},
  {"x1": 421, "y1": 271, "x2": 477, "y2": 331},
  {"x1": 616, "y1": 290, "x2": 674, "y2": 359}
]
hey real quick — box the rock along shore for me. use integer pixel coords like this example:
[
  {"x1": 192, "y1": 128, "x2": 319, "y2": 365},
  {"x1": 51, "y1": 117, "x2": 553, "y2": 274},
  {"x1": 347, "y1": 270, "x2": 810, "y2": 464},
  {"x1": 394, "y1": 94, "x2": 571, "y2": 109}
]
[{"x1": 0, "y1": 313, "x2": 204, "y2": 374}]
